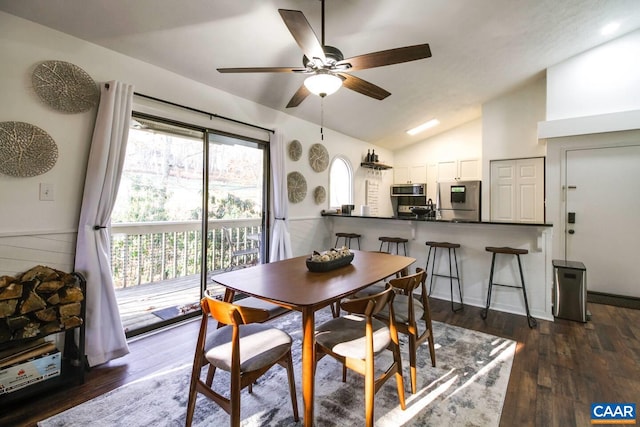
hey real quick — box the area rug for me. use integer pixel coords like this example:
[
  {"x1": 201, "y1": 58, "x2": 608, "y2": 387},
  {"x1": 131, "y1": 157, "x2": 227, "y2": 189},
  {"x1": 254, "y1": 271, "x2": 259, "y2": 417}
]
[{"x1": 38, "y1": 308, "x2": 516, "y2": 427}]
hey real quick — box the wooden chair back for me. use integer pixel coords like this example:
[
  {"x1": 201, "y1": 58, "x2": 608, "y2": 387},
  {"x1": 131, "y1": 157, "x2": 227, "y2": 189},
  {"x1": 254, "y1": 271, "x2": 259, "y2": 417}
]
[
  {"x1": 340, "y1": 285, "x2": 395, "y2": 318},
  {"x1": 388, "y1": 268, "x2": 425, "y2": 295},
  {"x1": 202, "y1": 296, "x2": 270, "y2": 326},
  {"x1": 377, "y1": 267, "x2": 435, "y2": 394}
]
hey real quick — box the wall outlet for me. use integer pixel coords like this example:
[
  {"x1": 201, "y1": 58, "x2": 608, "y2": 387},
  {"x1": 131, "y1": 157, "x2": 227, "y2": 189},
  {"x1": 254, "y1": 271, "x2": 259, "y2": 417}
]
[{"x1": 39, "y1": 183, "x2": 54, "y2": 201}]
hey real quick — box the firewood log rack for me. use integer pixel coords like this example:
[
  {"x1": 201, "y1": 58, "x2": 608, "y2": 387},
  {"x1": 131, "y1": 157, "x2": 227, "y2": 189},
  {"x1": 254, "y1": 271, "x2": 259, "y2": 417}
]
[{"x1": 0, "y1": 272, "x2": 87, "y2": 405}]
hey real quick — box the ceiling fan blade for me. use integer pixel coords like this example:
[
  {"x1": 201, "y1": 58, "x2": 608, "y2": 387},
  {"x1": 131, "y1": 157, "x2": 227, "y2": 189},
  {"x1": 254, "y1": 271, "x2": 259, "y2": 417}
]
[
  {"x1": 217, "y1": 67, "x2": 305, "y2": 73},
  {"x1": 337, "y1": 43, "x2": 432, "y2": 71},
  {"x1": 340, "y1": 73, "x2": 391, "y2": 100},
  {"x1": 286, "y1": 84, "x2": 311, "y2": 108},
  {"x1": 279, "y1": 9, "x2": 326, "y2": 63}
]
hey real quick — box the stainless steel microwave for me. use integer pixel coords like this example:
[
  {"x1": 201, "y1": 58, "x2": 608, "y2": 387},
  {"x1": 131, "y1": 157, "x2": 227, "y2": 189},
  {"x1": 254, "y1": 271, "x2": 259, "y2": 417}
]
[{"x1": 391, "y1": 183, "x2": 426, "y2": 197}]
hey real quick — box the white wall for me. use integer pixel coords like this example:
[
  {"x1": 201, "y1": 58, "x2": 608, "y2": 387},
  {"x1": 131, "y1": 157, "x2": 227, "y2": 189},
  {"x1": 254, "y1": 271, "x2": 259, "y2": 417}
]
[
  {"x1": 0, "y1": 11, "x2": 388, "y2": 273},
  {"x1": 482, "y1": 77, "x2": 547, "y2": 220},
  {"x1": 541, "y1": 29, "x2": 640, "y2": 263},
  {"x1": 394, "y1": 119, "x2": 482, "y2": 166},
  {"x1": 546, "y1": 29, "x2": 640, "y2": 121}
]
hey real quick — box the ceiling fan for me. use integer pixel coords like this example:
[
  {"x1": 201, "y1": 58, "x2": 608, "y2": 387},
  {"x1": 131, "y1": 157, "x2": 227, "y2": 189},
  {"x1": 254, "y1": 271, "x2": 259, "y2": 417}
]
[{"x1": 217, "y1": 0, "x2": 432, "y2": 108}]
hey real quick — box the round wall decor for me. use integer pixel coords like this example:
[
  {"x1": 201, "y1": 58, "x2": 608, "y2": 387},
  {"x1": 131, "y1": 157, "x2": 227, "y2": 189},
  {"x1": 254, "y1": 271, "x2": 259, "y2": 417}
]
[
  {"x1": 0, "y1": 121, "x2": 58, "y2": 177},
  {"x1": 308, "y1": 143, "x2": 329, "y2": 172},
  {"x1": 32, "y1": 60, "x2": 100, "y2": 113},
  {"x1": 313, "y1": 186, "x2": 326, "y2": 204},
  {"x1": 288, "y1": 139, "x2": 302, "y2": 161},
  {"x1": 287, "y1": 171, "x2": 307, "y2": 203}
]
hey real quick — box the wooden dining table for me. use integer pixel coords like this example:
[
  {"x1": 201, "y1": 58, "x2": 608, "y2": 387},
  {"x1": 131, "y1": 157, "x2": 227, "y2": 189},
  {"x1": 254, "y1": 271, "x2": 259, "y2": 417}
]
[{"x1": 212, "y1": 250, "x2": 416, "y2": 427}]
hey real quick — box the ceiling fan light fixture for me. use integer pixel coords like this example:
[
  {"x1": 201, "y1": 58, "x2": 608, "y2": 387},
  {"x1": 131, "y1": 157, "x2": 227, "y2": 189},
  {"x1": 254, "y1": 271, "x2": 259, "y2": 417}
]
[{"x1": 304, "y1": 71, "x2": 343, "y2": 97}]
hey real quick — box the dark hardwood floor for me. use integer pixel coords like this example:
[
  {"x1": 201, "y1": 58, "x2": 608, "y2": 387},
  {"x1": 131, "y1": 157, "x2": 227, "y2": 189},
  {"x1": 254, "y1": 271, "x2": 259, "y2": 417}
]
[{"x1": 2, "y1": 299, "x2": 638, "y2": 427}]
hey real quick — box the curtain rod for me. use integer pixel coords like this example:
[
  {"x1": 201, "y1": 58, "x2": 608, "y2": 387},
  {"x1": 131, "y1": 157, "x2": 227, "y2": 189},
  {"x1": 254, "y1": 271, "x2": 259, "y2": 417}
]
[
  {"x1": 103, "y1": 84, "x2": 273, "y2": 134},
  {"x1": 133, "y1": 91, "x2": 274, "y2": 134}
]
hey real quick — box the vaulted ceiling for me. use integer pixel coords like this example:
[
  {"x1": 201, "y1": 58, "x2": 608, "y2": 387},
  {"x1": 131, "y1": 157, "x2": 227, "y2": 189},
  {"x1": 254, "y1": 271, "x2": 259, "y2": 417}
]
[{"x1": 2, "y1": 0, "x2": 640, "y2": 150}]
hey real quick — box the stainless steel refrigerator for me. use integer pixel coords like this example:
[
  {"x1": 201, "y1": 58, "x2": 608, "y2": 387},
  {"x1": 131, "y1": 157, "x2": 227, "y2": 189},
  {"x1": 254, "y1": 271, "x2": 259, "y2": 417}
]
[{"x1": 436, "y1": 180, "x2": 481, "y2": 222}]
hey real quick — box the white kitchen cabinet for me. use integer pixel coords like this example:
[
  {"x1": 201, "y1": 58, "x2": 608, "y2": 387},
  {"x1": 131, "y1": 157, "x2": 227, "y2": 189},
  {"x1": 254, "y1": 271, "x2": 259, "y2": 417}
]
[
  {"x1": 393, "y1": 164, "x2": 426, "y2": 184},
  {"x1": 437, "y1": 158, "x2": 480, "y2": 182},
  {"x1": 490, "y1": 157, "x2": 544, "y2": 223},
  {"x1": 393, "y1": 166, "x2": 409, "y2": 184},
  {"x1": 436, "y1": 160, "x2": 456, "y2": 182},
  {"x1": 458, "y1": 158, "x2": 480, "y2": 180}
]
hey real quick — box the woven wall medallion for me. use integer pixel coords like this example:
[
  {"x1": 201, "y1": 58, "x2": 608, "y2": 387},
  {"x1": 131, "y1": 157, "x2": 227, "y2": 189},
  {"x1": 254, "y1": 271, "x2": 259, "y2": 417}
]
[
  {"x1": 308, "y1": 143, "x2": 329, "y2": 172},
  {"x1": 313, "y1": 186, "x2": 326, "y2": 204},
  {"x1": 32, "y1": 60, "x2": 99, "y2": 113},
  {"x1": 287, "y1": 171, "x2": 307, "y2": 203},
  {"x1": 0, "y1": 121, "x2": 58, "y2": 177},
  {"x1": 288, "y1": 139, "x2": 302, "y2": 161}
]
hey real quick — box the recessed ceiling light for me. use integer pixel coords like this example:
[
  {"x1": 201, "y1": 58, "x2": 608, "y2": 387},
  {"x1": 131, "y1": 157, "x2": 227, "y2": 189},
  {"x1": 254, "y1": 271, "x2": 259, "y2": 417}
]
[
  {"x1": 601, "y1": 22, "x2": 620, "y2": 36},
  {"x1": 406, "y1": 119, "x2": 440, "y2": 136}
]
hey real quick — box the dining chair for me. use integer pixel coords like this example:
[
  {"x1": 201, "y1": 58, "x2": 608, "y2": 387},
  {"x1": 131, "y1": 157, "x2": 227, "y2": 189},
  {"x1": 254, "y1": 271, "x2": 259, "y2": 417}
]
[
  {"x1": 185, "y1": 296, "x2": 299, "y2": 427},
  {"x1": 315, "y1": 286, "x2": 406, "y2": 427},
  {"x1": 374, "y1": 268, "x2": 436, "y2": 394},
  {"x1": 331, "y1": 251, "x2": 408, "y2": 318},
  {"x1": 222, "y1": 227, "x2": 259, "y2": 271}
]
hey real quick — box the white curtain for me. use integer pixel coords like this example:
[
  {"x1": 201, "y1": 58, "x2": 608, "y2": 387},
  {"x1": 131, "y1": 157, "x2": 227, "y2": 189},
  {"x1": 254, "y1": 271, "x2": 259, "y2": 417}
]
[
  {"x1": 269, "y1": 130, "x2": 293, "y2": 261},
  {"x1": 74, "y1": 81, "x2": 133, "y2": 367}
]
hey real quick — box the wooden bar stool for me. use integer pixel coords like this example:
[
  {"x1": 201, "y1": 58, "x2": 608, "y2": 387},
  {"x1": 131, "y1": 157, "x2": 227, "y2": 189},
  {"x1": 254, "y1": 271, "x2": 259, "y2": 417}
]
[
  {"x1": 378, "y1": 236, "x2": 408, "y2": 255},
  {"x1": 481, "y1": 246, "x2": 537, "y2": 328},
  {"x1": 335, "y1": 232, "x2": 361, "y2": 249},
  {"x1": 425, "y1": 241, "x2": 463, "y2": 312}
]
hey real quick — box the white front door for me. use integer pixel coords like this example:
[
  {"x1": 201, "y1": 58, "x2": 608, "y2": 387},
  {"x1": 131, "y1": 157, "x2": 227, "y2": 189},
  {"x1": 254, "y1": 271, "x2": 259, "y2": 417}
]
[{"x1": 565, "y1": 145, "x2": 640, "y2": 297}]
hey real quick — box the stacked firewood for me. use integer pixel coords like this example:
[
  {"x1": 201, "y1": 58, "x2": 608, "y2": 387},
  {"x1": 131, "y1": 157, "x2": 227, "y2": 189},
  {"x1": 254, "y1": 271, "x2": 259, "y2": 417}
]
[{"x1": 0, "y1": 266, "x2": 84, "y2": 344}]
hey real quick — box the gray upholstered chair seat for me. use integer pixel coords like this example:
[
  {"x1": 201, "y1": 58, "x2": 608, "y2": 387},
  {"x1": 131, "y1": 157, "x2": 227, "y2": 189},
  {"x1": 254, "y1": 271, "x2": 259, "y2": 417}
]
[
  {"x1": 375, "y1": 294, "x2": 424, "y2": 324},
  {"x1": 235, "y1": 296, "x2": 290, "y2": 318},
  {"x1": 315, "y1": 314, "x2": 391, "y2": 359},
  {"x1": 206, "y1": 323, "x2": 292, "y2": 372},
  {"x1": 353, "y1": 282, "x2": 386, "y2": 298}
]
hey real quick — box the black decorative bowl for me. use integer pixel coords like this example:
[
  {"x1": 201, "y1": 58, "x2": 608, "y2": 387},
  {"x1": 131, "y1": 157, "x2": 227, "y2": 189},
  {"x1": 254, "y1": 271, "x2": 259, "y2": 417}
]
[
  {"x1": 306, "y1": 252, "x2": 354, "y2": 272},
  {"x1": 411, "y1": 207, "x2": 432, "y2": 217}
]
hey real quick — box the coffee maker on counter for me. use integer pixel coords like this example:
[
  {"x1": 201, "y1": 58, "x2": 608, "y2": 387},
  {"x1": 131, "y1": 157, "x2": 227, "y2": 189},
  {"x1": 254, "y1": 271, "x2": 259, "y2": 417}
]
[{"x1": 340, "y1": 204, "x2": 355, "y2": 215}]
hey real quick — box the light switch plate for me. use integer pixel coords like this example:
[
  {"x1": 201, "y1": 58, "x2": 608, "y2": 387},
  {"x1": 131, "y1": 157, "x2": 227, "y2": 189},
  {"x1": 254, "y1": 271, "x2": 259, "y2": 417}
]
[{"x1": 39, "y1": 183, "x2": 54, "y2": 201}]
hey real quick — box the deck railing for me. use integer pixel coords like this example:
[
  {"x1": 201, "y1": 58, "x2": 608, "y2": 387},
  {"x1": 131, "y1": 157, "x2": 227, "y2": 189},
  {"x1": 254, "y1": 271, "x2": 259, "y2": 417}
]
[{"x1": 110, "y1": 219, "x2": 262, "y2": 289}]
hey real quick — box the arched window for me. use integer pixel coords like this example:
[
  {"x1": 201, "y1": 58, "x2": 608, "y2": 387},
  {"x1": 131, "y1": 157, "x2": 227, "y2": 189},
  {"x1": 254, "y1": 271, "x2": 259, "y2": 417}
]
[{"x1": 329, "y1": 156, "x2": 353, "y2": 208}]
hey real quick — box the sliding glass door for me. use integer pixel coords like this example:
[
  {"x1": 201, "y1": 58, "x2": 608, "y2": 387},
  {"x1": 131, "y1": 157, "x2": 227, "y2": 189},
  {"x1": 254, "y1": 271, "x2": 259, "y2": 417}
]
[
  {"x1": 204, "y1": 133, "x2": 268, "y2": 299},
  {"x1": 111, "y1": 114, "x2": 268, "y2": 336}
]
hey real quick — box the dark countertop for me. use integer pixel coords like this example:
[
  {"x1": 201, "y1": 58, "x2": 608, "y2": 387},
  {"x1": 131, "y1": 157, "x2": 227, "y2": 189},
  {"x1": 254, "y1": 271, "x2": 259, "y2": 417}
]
[{"x1": 321, "y1": 212, "x2": 553, "y2": 227}]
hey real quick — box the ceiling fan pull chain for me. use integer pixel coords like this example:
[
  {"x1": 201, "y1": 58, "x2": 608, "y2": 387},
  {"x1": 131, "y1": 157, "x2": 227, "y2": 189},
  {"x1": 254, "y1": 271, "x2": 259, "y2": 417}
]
[{"x1": 321, "y1": 97, "x2": 324, "y2": 140}]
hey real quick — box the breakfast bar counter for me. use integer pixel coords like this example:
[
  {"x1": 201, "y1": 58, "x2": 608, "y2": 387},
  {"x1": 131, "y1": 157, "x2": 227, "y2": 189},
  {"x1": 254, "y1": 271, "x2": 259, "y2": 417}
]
[{"x1": 322, "y1": 213, "x2": 554, "y2": 322}]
